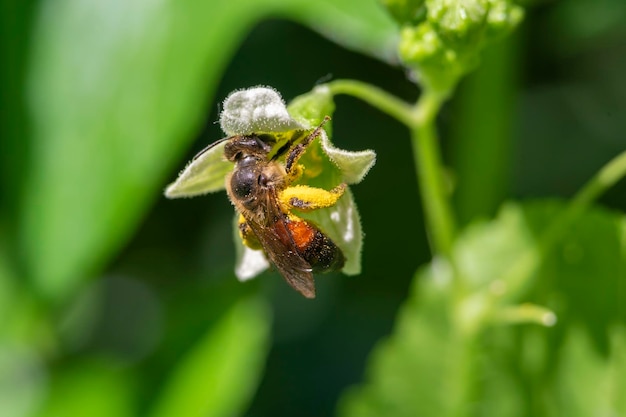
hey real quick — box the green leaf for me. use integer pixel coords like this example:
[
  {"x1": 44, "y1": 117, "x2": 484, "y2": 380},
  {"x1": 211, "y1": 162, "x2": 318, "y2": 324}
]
[
  {"x1": 33, "y1": 358, "x2": 136, "y2": 417},
  {"x1": 149, "y1": 296, "x2": 271, "y2": 417},
  {"x1": 0, "y1": 344, "x2": 46, "y2": 417},
  {"x1": 338, "y1": 199, "x2": 626, "y2": 417},
  {"x1": 453, "y1": 203, "x2": 536, "y2": 293},
  {"x1": 338, "y1": 265, "x2": 479, "y2": 417},
  {"x1": 0, "y1": 238, "x2": 15, "y2": 333},
  {"x1": 552, "y1": 327, "x2": 626, "y2": 416},
  {"x1": 283, "y1": 0, "x2": 400, "y2": 63},
  {"x1": 23, "y1": 0, "x2": 269, "y2": 300}
]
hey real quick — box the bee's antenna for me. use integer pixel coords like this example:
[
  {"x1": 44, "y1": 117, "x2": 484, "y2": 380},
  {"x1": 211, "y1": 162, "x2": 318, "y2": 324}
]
[
  {"x1": 314, "y1": 73, "x2": 333, "y2": 86},
  {"x1": 304, "y1": 116, "x2": 331, "y2": 145},
  {"x1": 193, "y1": 136, "x2": 230, "y2": 160}
]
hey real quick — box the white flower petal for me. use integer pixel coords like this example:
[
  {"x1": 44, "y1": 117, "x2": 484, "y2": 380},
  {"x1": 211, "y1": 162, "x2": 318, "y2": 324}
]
[
  {"x1": 235, "y1": 247, "x2": 270, "y2": 281},
  {"x1": 319, "y1": 130, "x2": 376, "y2": 184},
  {"x1": 220, "y1": 87, "x2": 305, "y2": 136},
  {"x1": 164, "y1": 140, "x2": 231, "y2": 198}
]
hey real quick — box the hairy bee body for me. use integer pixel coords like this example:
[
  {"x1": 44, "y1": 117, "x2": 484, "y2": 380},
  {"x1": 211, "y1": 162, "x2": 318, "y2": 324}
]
[{"x1": 223, "y1": 125, "x2": 345, "y2": 298}]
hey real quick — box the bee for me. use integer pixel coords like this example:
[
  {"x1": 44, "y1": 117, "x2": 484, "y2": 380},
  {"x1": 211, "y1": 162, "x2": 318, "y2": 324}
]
[{"x1": 199, "y1": 118, "x2": 346, "y2": 298}]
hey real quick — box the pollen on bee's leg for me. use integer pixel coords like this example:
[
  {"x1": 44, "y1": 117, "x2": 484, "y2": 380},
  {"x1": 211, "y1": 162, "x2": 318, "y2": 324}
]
[
  {"x1": 280, "y1": 184, "x2": 347, "y2": 211},
  {"x1": 286, "y1": 164, "x2": 304, "y2": 183},
  {"x1": 238, "y1": 215, "x2": 262, "y2": 250}
]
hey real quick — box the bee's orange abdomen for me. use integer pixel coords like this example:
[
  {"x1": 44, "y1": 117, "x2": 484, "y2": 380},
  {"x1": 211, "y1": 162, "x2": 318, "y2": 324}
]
[
  {"x1": 287, "y1": 220, "x2": 317, "y2": 251},
  {"x1": 287, "y1": 218, "x2": 344, "y2": 273}
]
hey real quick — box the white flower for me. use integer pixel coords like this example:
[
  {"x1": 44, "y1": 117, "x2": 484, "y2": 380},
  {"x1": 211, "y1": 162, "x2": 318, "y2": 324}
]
[{"x1": 165, "y1": 86, "x2": 376, "y2": 280}]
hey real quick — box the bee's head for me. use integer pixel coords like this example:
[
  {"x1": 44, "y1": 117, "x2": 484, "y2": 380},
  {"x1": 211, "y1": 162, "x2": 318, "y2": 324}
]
[{"x1": 224, "y1": 134, "x2": 273, "y2": 162}]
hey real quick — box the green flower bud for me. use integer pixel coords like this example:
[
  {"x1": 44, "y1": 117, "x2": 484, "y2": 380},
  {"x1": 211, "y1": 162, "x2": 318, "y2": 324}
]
[
  {"x1": 397, "y1": 0, "x2": 523, "y2": 94},
  {"x1": 484, "y1": 1, "x2": 524, "y2": 40},
  {"x1": 427, "y1": 0, "x2": 489, "y2": 46},
  {"x1": 380, "y1": 0, "x2": 427, "y2": 26},
  {"x1": 399, "y1": 23, "x2": 472, "y2": 95}
]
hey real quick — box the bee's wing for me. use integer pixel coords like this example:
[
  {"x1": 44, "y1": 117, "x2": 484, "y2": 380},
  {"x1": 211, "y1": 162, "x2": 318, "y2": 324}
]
[{"x1": 244, "y1": 191, "x2": 316, "y2": 298}]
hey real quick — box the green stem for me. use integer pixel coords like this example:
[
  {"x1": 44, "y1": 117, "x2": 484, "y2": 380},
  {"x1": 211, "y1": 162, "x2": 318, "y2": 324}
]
[
  {"x1": 569, "y1": 150, "x2": 626, "y2": 213},
  {"x1": 411, "y1": 92, "x2": 456, "y2": 258},
  {"x1": 542, "y1": 149, "x2": 626, "y2": 251},
  {"x1": 325, "y1": 80, "x2": 415, "y2": 127},
  {"x1": 497, "y1": 303, "x2": 557, "y2": 327},
  {"x1": 326, "y1": 80, "x2": 457, "y2": 259}
]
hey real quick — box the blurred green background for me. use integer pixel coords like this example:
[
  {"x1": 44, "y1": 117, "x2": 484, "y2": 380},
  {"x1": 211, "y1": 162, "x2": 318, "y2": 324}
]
[{"x1": 1, "y1": 0, "x2": 626, "y2": 416}]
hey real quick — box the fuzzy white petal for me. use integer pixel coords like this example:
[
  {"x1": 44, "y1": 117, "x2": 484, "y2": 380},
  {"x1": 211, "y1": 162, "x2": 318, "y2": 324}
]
[
  {"x1": 220, "y1": 87, "x2": 305, "y2": 136},
  {"x1": 235, "y1": 247, "x2": 270, "y2": 281},
  {"x1": 319, "y1": 130, "x2": 376, "y2": 184},
  {"x1": 164, "y1": 140, "x2": 231, "y2": 198}
]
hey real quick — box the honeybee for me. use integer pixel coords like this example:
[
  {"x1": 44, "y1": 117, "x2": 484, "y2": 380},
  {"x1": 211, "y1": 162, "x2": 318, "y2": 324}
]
[{"x1": 200, "y1": 118, "x2": 346, "y2": 298}]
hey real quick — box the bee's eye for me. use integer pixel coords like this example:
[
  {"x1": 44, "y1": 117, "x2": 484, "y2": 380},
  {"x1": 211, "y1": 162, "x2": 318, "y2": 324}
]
[
  {"x1": 231, "y1": 169, "x2": 256, "y2": 199},
  {"x1": 258, "y1": 174, "x2": 268, "y2": 187}
]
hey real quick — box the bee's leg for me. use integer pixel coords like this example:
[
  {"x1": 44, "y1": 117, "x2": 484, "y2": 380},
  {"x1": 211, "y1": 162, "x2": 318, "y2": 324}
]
[
  {"x1": 279, "y1": 183, "x2": 346, "y2": 212},
  {"x1": 238, "y1": 214, "x2": 262, "y2": 250},
  {"x1": 285, "y1": 116, "x2": 330, "y2": 175}
]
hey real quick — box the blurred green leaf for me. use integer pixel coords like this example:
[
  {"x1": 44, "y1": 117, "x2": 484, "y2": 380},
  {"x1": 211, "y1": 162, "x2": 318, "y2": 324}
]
[
  {"x1": 149, "y1": 296, "x2": 271, "y2": 417},
  {"x1": 282, "y1": 0, "x2": 399, "y2": 63},
  {"x1": 24, "y1": 0, "x2": 265, "y2": 300},
  {"x1": 552, "y1": 327, "x2": 626, "y2": 416},
  {"x1": 0, "y1": 238, "x2": 15, "y2": 333},
  {"x1": 521, "y1": 200, "x2": 626, "y2": 346},
  {"x1": 338, "y1": 265, "x2": 480, "y2": 417},
  {"x1": 453, "y1": 203, "x2": 536, "y2": 293},
  {"x1": 34, "y1": 358, "x2": 135, "y2": 417},
  {"x1": 338, "y1": 199, "x2": 626, "y2": 417},
  {"x1": 0, "y1": 344, "x2": 46, "y2": 417},
  {"x1": 22, "y1": 0, "x2": 396, "y2": 302}
]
